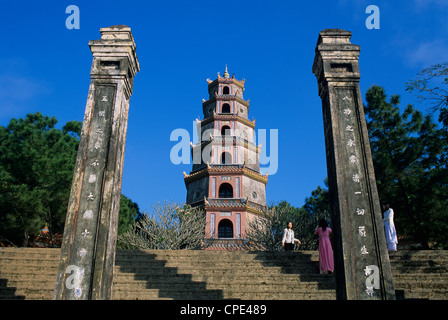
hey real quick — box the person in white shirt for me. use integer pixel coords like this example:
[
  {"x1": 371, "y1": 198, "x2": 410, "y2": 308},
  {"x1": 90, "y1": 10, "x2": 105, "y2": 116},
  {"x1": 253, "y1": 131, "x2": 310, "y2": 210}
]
[
  {"x1": 282, "y1": 222, "x2": 301, "y2": 251},
  {"x1": 382, "y1": 204, "x2": 398, "y2": 251}
]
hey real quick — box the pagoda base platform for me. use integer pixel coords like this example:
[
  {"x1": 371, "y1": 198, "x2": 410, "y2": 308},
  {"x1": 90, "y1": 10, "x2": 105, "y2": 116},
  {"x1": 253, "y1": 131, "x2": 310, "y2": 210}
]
[{"x1": 202, "y1": 238, "x2": 250, "y2": 250}]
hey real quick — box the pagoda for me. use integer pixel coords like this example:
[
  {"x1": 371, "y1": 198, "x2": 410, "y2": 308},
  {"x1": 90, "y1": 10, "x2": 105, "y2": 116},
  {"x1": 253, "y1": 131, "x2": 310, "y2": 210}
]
[{"x1": 183, "y1": 67, "x2": 268, "y2": 248}]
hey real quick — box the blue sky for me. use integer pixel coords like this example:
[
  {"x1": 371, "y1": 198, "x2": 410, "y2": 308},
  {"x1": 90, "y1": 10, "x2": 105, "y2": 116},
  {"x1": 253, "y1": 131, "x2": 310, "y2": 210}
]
[{"x1": 0, "y1": 1, "x2": 447, "y2": 212}]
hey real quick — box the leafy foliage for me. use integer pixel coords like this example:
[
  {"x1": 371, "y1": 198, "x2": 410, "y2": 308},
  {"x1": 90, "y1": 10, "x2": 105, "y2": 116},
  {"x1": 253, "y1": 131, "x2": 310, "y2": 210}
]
[
  {"x1": 0, "y1": 112, "x2": 80, "y2": 246},
  {"x1": 0, "y1": 112, "x2": 142, "y2": 247},
  {"x1": 364, "y1": 85, "x2": 448, "y2": 248},
  {"x1": 118, "y1": 194, "x2": 142, "y2": 236}
]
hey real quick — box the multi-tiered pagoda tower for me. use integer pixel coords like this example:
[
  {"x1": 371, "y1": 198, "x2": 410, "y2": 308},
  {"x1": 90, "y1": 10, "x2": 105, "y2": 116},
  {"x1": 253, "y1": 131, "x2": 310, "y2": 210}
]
[{"x1": 184, "y1": 67, "x2": 268, "y2": 247}]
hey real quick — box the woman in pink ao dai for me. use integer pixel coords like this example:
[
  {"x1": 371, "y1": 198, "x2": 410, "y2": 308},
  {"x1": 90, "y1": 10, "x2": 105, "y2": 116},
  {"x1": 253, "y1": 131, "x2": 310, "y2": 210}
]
[{"x1": 314, "y1": 219, "x2": 334, "y2": 274}]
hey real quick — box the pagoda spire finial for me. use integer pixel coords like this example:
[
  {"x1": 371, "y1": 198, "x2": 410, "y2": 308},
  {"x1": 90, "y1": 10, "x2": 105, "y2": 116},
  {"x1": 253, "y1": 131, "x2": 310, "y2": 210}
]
[{"x1": 223, "y1": 65, "x2": 229, "y2": 78}]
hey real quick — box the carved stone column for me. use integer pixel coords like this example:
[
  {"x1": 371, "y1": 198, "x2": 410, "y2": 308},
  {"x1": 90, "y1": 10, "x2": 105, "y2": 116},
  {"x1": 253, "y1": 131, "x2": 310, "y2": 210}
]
[
  {"x1": 54, "y1": 25, "x2": 140, "y2": 300},
  {"x1": 312, "y1": 29, "x2": 395, "y2": 300}
]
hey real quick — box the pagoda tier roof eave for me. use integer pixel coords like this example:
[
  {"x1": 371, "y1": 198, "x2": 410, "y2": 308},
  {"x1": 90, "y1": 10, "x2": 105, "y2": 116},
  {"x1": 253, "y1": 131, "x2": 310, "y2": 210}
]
[
  {"x1": 184, "y1": 165, "x2": 268, "y2": 184},
  {"x1": 207, "y1": 77, "x2": 245, "y2": 88},
  {"x1": 203, "y1": 205, "x2": 265, "y2": 216},
  {"x1": 186, "y1": 198, "x2": 267, "y2": 216},
  {"x1": 202, "y1": 95, "x2": 250, "y2": 107},
  {"x1": 200, "y1": 113, "x2": 255, "y2": 128},
  {"x1": 189, "y1": 139, "x2": 261, "y2": 155}
]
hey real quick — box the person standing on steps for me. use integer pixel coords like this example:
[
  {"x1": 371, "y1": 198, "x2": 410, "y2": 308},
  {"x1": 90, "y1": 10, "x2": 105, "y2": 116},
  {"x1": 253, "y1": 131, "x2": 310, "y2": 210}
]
[
  {"x1": 382, "y1": 203, "x2": 398, "y2": 252},
  {"x1": 282, "y1": 222, "x2": 301, "y2": 251},
  {"x1": 314, "y1": 219, "x2": 334, "y2": 274}
]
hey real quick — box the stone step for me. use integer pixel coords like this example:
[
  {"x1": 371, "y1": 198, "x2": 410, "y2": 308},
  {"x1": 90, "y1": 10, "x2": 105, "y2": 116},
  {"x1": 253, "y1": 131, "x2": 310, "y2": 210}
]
[
  {"x1": 393, "y1": 281, "x2": 448, "y2": 290},
  {"x1": 0, "y1": 288, "x2": 51, "y2": 300},
  {"x1": 0, "y1": 249, "x2": 319, "y2": 263},
  {"x1": 389, "y1": 250, "x2": 448, "y2": 257},
  {"x1": 114, "y1": 275, "x2": 329, "y2": 287},
  {"x1": 112, "y1": 281, "x2": 336, "y2": 292},
  {"x1": 0, "y1": 260, "x2": 315, "y2": 269},
  {"x1": 116, "y1": 249, "x2": 319, "y2": 257},
  {"x1": 0, "y1": 265, "x2": 58, "y2": 275},
  {"x1": 393, "y1": 279, "x2": 448, "y2": 288},
  {"x1": 391, "y1": 259, "x2": 448, "y2": 266},
  {"x1": 391, "y1": 266, "x2": 448, "y2": 272},
  {"x1": 395, "y1": 288, "x2": 448, "y2": 300},
  {"x1": 0, "y1": 288, "x2": 26, "y2": 300},
  {"x1": 0, "y1": 248, "x2": 318, "y2": 262},
  {"x1": 1, "y1": 272, "x2": 334, "y2": 286},
  {"x1": 113, "y1": 272, "x2": 335, "y2": 282},
  {"x1": 112, "y1": 284, "x2": 336, "y2": 294},
  {"x1": 115, "y1": 254, "x2": 320, "y2": 263},
  {"x1": 115, "y1": 258, "x2": 316, "y2": 265},
  {"x1": 118, "y1": 251, "x2": 315, "y2": 260},
  {"x1": 111, "y1": 288, "x2": 336, "y2": 300},
  {"x1": 0, "y1": 266, "x2": 322, "y2": 280},
  {"x1": 0, "y1": 248, "x2": 60, "y2": 257},
  {"x1": 0, "y1": 279, "x2": 55, "y2": 290},
  {"x1": 114, "y1": 264, "x2": 318, "y2": 274},
  {"x1": 392, "y1": 273, "x2": 448, "y2": 280}
]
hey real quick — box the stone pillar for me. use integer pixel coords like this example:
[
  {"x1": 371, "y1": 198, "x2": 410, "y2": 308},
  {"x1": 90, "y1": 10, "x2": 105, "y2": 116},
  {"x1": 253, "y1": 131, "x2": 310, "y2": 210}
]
[
  {"x1": 312, "y1": 29, "x2": 395, "y2": 300},
  {"x1": 54, "y1": 25, "x2": 140, "y2": 300}
]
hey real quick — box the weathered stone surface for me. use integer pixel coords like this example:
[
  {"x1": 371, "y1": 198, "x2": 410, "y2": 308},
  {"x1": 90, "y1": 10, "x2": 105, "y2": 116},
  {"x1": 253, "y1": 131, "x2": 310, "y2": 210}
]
[
  {"x1": 312, "y1": 29, "x2": 395, "y2": 300},
  {"x1": 53, "y1": 25, "x2": 139, "y2": 300}
]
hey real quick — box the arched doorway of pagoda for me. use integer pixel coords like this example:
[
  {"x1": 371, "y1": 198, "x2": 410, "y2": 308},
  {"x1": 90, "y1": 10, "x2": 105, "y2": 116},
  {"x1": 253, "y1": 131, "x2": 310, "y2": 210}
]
[
  {"x1": 219, "y1": 182, "x2": 233, "y2": 198},
  {"x1": 221, "y1": 103, "x2": 231, "y2": 113},
  {"x1": 221, "y1": 125, "x2": 231, "y2": 136},
  {"x1": 218, "y1": 219, "x2": 234, "y2": 238}
]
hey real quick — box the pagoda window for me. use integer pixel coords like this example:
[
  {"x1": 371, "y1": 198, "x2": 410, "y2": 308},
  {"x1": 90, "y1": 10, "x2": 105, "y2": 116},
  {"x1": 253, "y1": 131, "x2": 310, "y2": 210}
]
[
  {"x1": 221, "y1": 125, "x2": 231, "y2": 136},
  {"x1": 223, "y1": 86, "x2": 230, "y2": 95},
  {"x1": 218, "y1": 219, "x2": 233, "y2": 238},
  {"x1": 222, "y1": 103, "x2": 231, "y2": 113},
  {"x1": 219, "y1": 183, "x2": 233, "y2": 198}
]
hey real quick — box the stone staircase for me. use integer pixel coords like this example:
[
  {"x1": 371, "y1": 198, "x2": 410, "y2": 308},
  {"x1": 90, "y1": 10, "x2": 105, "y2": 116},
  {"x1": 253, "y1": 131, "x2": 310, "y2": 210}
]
[
  {"x1": 113, "y1": 250, "x2": 335, "y2": 300},
  {"x1": 0, "y1": 248, "x2": 59, "y2": 300},
  {"x1": 0, "y1": 248, "x2": 447, "y2": 300},
  {"x1": 389, "y1": 250, "x2": 448, "y2": 300}
]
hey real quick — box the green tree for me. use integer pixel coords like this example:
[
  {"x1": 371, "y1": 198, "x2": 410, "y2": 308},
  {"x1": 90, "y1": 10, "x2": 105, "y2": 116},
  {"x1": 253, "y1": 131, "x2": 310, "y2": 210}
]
[
  {"x1": 0, "y1": 112, "x2": 143, "y2": 247},
  {"x1": 0, "y1": 112, "x2": 80, "y2": 246},
  {"x1": 299, "y1": 181, "x2": 331, "y2": 249},
  {"x1": 364, "y1": 85, "x2": 448, "y2": 249},
  {"x1": 118, "y1": 194, "x2": 142, "y2": 236}
]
